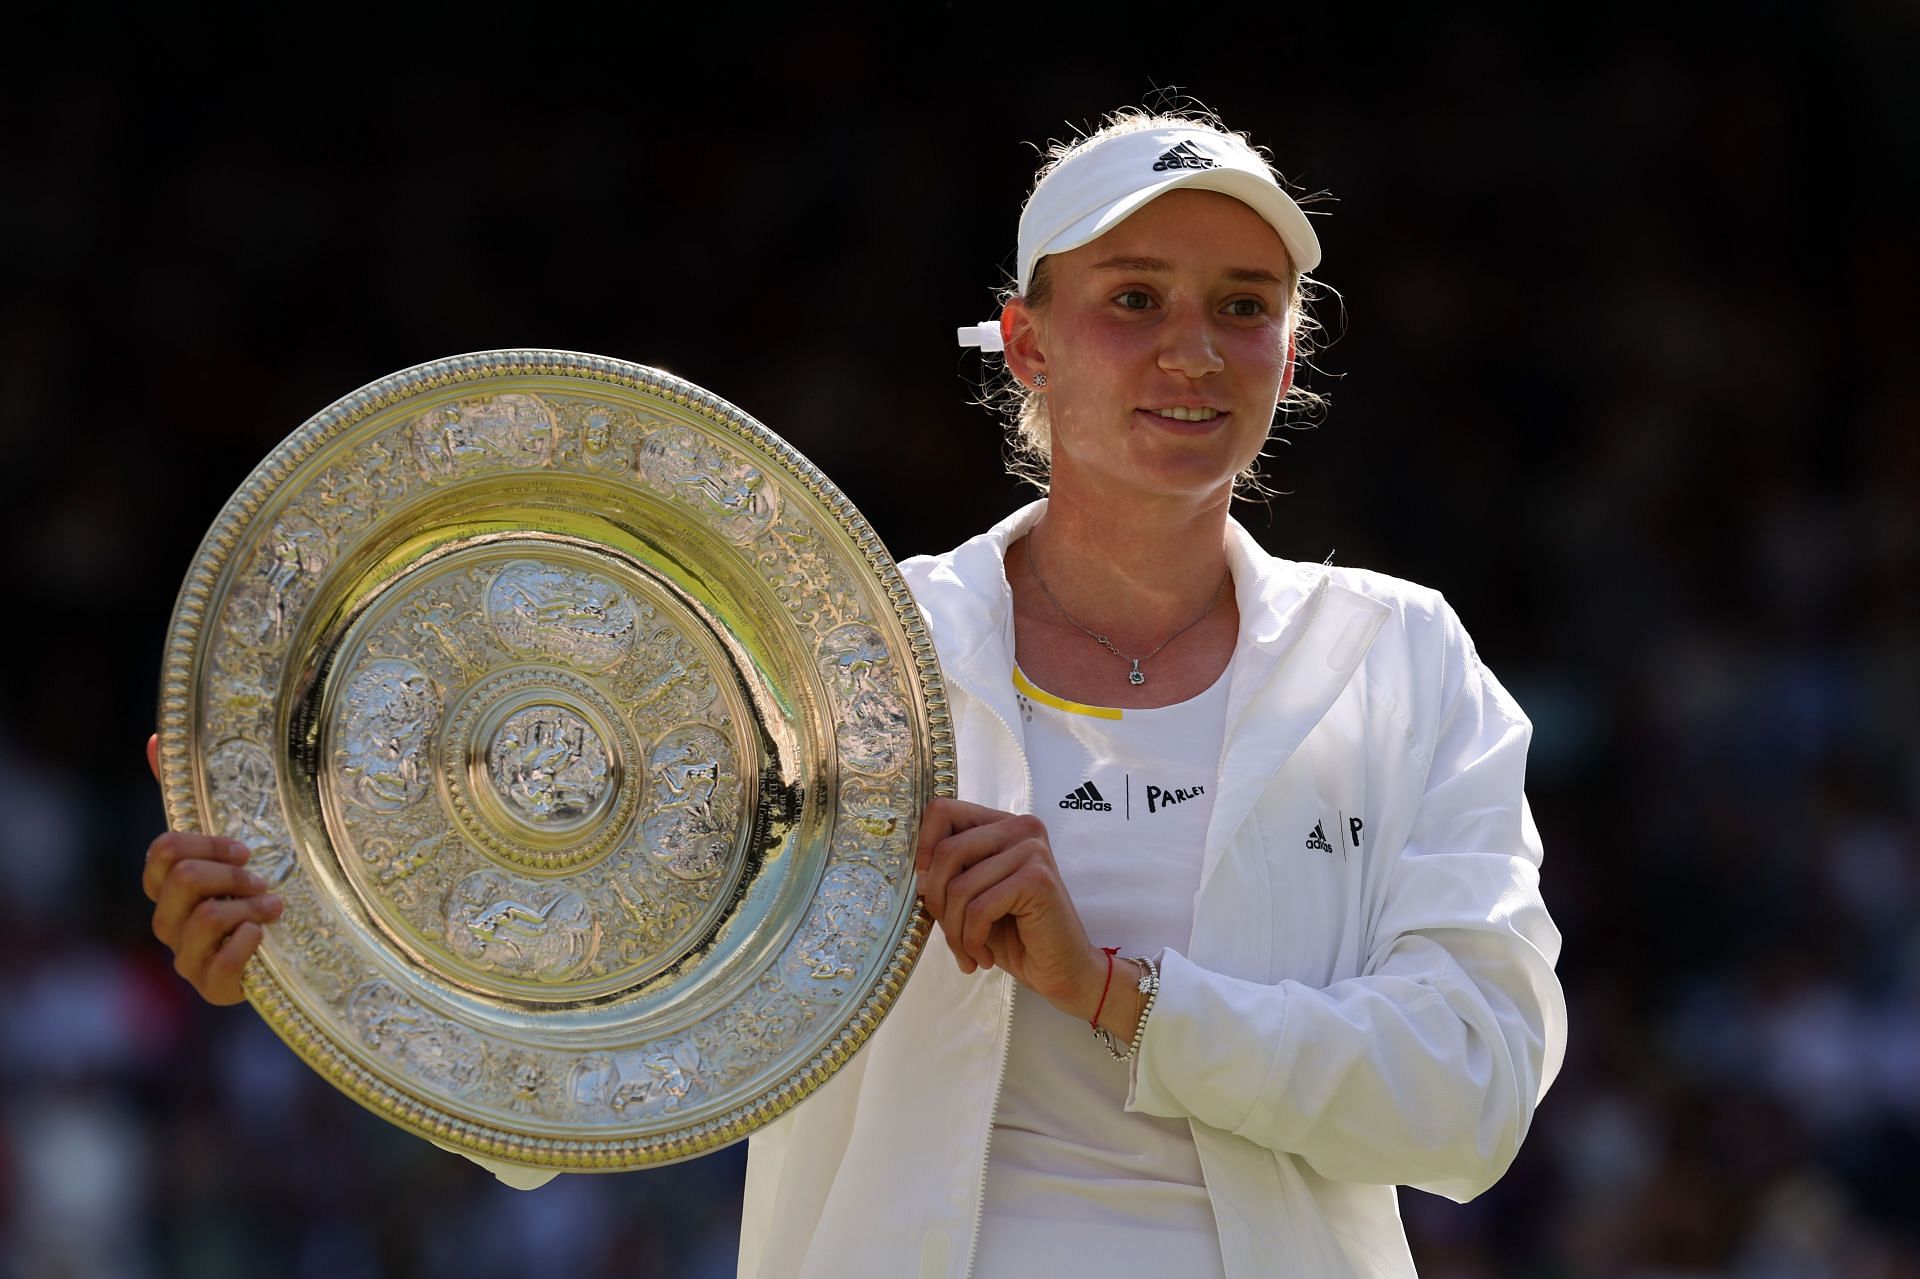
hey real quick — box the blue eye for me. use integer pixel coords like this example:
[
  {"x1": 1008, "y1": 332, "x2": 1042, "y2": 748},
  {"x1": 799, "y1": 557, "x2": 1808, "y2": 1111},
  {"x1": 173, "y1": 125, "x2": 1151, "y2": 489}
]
[
  {"x1": 1225, "y1": 297, "x2": 1267, "y2": 317},
  {"x1": 1114, "y1": 289, "x2": 1153, "y2": 311}
]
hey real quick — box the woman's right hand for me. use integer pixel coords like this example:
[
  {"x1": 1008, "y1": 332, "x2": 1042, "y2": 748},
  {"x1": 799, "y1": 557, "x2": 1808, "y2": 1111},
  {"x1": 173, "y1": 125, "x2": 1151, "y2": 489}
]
[{"x1": 142, "y1": 733, "x2": 284, "y2": 1006}]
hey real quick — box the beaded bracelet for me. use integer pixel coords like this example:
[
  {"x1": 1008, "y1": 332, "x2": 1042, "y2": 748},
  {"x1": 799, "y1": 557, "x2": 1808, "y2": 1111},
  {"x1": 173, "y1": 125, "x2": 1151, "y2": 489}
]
[{"x1": 1092, "y1": 953, "x2": 1160, "y2": 1062}]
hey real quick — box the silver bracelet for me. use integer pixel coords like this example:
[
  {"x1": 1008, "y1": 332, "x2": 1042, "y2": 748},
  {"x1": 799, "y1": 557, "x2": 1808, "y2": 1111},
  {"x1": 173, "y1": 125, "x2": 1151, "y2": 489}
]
[{"x1": 1093, "y1": 954, "x2": 1160, "y2": 1061}]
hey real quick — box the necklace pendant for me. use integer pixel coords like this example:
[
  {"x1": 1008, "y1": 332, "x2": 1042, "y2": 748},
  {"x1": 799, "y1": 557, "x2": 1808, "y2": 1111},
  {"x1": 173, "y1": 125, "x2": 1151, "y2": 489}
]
[{"x1": 1128, "y1": 662, "x2": 1145, "y2": 686}]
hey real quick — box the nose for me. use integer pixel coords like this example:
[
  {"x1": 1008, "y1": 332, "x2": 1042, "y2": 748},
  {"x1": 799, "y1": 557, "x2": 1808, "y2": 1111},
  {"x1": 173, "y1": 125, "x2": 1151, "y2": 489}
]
[{"x1": 1156, "y1": 302, "x2": 1224, "y2": 378}]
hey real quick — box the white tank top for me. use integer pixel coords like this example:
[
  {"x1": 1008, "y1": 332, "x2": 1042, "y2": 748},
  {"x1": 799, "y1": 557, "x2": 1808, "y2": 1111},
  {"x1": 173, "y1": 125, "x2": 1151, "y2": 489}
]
[{"x1": 973, "y1": 665, "x2": 1230, "y2": 1278}]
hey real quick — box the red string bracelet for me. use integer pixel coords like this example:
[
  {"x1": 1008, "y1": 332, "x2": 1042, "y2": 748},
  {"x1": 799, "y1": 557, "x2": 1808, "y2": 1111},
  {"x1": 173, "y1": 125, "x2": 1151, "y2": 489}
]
[{"x1": 1090, "y1": 946, "x2": 1122, "y2": 1030}]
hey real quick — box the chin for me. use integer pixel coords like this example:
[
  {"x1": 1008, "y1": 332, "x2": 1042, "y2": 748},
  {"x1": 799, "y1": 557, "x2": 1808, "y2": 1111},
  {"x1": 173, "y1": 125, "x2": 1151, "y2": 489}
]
[
  {"x1": 1122, "y1": 462, "x2": 1245, "y2": 501},
  {"x1": 1135, "y1": 444, "x2": 1260, "y2": 490}
]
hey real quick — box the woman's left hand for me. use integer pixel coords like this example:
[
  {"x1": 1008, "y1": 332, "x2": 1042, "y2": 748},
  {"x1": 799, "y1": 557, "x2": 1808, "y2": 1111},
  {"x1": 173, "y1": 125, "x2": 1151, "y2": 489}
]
[{"x1": 914, "y1": 797, "x2": 1105, "y2": 1019}]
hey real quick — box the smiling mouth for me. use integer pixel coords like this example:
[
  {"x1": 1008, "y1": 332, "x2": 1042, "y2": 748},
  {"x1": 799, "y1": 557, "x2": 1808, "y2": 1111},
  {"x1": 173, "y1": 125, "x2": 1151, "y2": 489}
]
[{"x1": 1144, "y1": 406, "x2": 1221, "y2": 422}]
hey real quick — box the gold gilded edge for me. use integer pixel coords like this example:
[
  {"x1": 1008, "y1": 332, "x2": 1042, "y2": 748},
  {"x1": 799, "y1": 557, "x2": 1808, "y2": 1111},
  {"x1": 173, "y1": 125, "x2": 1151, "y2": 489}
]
[{"x1": 159, "y1": 348, "x2": 952, "y2": 1169}]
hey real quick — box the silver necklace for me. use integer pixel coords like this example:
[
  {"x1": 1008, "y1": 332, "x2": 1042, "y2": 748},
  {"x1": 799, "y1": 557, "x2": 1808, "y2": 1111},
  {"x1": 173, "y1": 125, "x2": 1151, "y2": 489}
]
[{"x1": 1025, "y1": 538, "x2": 1229, "y2": 686}]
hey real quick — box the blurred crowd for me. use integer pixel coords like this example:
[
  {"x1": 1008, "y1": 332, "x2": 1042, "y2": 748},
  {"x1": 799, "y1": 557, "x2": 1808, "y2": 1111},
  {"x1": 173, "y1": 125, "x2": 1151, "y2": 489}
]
[{"x1": 2, "y1": 6, "x2": 1914, "y2": 1276}]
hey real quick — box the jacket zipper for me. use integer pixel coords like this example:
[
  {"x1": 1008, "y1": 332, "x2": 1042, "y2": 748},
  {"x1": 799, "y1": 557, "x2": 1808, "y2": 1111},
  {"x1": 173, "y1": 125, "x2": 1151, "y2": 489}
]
[
  {"x1": 950, "y1": 670, "x2": 1030, "y2": 1279},
  {"x1": 962, "y1": 975, "x2": 1015, "y2": 1279}
]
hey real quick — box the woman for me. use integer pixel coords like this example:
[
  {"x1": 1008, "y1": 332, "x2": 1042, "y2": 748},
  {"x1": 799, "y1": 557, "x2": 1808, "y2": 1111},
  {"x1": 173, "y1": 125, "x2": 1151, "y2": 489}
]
[
  {"x1": 144, "y1": 108, "x2": 1567, "y2": 1277},
  {"x1": 739, "y1": 109, "x2": 1566, "y2": 1278}
]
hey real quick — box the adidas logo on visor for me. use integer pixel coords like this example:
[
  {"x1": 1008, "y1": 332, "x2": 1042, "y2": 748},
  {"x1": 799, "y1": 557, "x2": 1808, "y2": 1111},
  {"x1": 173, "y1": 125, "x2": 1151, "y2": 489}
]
[
  {"x1": 1151, "y1": 140, "x2": 1218, "y2": 172},
  {"x1": 1059, "y1": 781, "x2": 1113, "y2": 812}
]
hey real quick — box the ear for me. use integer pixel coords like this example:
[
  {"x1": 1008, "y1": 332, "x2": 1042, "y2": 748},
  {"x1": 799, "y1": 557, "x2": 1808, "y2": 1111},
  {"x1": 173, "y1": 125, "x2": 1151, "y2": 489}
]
[
  {"x1": 1001, "y1": 297, "x2": 1047, "y2": 390},
  {"x1": 1278, "y1": 330, "x2": 1297, "y2": 399}
]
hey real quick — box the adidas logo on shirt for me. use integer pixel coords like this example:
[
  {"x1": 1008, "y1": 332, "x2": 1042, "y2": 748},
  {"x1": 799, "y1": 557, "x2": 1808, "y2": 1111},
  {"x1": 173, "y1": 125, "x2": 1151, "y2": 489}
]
[
  {"x1": 1152, "y1": 141, "x2": 1218, "y2": 172},
  {"x1": 1058, "y1": 781, "x2": 1113, "y2": 812}
]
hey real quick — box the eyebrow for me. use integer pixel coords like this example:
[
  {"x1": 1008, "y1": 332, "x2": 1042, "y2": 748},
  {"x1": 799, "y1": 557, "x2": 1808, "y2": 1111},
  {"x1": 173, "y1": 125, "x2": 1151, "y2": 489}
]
[
  {"x1": 1089, "y1": 256, "x2": 1287, "y2": 286},
  {"x1": 1090, "y1": 255, "x2": 1173, "y2": 273}
]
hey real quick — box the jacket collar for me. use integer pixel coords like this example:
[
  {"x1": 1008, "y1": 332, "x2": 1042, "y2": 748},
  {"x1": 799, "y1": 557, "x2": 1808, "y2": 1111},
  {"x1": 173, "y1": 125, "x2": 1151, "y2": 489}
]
[{"x1": 929, "y1": 499, "x2": 1043, "y2": 687}]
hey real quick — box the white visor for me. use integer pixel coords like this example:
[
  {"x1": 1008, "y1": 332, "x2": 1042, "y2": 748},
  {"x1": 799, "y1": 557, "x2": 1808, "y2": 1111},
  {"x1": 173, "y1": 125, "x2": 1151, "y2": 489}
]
[{"x1": 959, "y1": 125, "x2": 1321, "y2": 351}]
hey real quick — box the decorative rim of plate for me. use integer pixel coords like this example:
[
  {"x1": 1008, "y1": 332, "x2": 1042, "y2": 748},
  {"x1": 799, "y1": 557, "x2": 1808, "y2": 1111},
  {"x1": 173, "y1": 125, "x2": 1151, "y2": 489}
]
[{"x1": 156, "y1": 349, "x2": 952, "y2": 1168}]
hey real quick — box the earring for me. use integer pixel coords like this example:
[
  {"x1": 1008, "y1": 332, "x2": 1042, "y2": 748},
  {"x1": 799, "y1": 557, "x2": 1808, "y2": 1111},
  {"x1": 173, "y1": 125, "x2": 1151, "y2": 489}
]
[{"x1": 1032, "y1": 373, "x2": 1048, "y2": 388}]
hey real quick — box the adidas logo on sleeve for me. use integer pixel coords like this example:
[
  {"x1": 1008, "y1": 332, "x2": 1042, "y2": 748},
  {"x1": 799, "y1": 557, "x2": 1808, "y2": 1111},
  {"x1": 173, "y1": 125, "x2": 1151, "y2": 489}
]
[{"x1": 1058, "y1": 781, "x2": 1113, "y2": 812}]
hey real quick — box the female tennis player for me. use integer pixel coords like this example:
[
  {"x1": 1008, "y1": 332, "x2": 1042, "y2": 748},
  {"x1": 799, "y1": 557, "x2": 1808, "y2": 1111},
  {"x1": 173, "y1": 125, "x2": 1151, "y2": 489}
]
[{"x1": 144, "y1": 107, "x2": 1567, "y2": 1278}]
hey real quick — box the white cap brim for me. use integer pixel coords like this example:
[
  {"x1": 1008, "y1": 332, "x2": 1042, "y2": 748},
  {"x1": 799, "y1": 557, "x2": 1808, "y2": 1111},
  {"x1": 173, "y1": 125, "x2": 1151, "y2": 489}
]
[
  {"x1": 1027, "y1": 165, "x2": 1320, "y2": 290},
  {"x1": 960, "y1": 125, "x2": 1322, "y2": 350},
  {"x1": 1017, "y1": 126, "x2": 1320, "y2": 294}
]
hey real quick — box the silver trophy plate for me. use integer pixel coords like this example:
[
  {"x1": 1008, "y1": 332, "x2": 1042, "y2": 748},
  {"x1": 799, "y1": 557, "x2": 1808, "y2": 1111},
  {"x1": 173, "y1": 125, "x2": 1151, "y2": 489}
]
[{"x1": 156, "y1": 351, "x2": 947, "y2": 1170}]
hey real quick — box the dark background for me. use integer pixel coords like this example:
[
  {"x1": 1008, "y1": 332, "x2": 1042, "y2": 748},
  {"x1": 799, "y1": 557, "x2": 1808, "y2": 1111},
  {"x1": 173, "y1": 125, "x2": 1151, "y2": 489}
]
[{"x1": 3, "y1": 4, "x2": 1916, "y2": 1275}]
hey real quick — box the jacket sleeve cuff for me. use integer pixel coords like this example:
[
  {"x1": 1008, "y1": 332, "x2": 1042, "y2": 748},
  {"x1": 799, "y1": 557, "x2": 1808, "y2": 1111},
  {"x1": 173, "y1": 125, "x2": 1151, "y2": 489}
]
[{"x1": 1124, "y1": 946, "x2": 1285, "y2": 1134}]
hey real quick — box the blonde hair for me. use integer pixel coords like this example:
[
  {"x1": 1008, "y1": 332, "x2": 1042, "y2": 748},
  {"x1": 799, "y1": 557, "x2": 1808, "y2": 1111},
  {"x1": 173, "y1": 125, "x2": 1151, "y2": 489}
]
[{"x1": 990, "y1": 105, "x2": 1330, "y2": 494}]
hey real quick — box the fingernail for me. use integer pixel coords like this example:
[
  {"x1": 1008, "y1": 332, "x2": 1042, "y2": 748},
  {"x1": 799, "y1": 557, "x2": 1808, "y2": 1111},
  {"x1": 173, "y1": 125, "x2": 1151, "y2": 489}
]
[
  {"x1": 227, "y1": 840, "x2": 251, "y2": 858},
  {"x1": 262, "y1": 894, "x2": 283, "y2": 912},
  {"x1": 241, "y1": 871, "x2": 266, "y2": 892}
]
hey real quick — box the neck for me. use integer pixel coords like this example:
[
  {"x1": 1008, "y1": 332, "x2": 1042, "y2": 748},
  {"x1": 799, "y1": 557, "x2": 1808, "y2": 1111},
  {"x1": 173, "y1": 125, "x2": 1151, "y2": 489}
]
[{"x1": 1020, "y1": 485, "x2": 1234, "y2": 644}]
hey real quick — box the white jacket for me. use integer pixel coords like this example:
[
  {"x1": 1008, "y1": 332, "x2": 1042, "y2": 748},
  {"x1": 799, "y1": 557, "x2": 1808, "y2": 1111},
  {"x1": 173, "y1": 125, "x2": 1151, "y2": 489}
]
[{"x1": 738, "y1": 501, "x2": 1568, "y2": 1279}]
